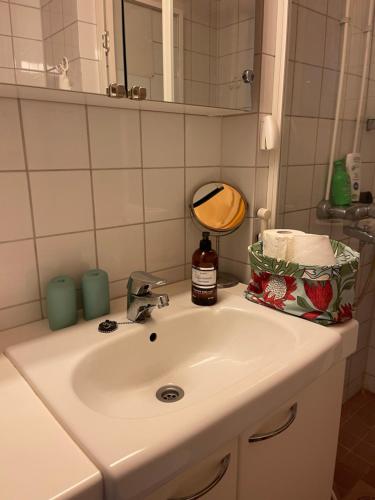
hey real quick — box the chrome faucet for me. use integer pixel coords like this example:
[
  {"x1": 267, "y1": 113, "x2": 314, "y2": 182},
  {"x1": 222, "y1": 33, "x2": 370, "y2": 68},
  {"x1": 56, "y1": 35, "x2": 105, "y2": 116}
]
[{"x1": 127, "y1": 271, "x2": 169, "y2": 322}]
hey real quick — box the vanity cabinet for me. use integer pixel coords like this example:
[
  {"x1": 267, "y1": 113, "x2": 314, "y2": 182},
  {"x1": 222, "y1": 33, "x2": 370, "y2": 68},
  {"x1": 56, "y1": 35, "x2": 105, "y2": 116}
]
[
  {"x1": 238, "y1": 361, "x2": 345, "y2": 500},
  {"x1": 143, "y1": 440, "x2": 238, "y2": 500},
  {"x1": 143, "y1": 362, "x2": 344, "y2": 500}
]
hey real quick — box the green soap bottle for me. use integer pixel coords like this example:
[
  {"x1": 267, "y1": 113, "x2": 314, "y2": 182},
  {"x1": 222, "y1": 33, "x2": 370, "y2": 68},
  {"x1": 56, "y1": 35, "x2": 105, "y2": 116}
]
[{"x1": 330, "y1": 158, "x2": 351, "y2": 206}]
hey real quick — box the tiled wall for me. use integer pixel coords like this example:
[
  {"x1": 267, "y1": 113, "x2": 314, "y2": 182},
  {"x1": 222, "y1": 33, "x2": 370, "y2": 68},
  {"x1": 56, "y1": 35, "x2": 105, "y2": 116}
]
[
  {"x1": 125, "y1": 0, "x2": 256, "y2": 109},
  {"x1": 42, "y1": 0, "x2": 100, "y2": 93},
  {"x1": 0, "y1": 94, "x2": 272, "y2": 333},
  {"x1": 0, "y1": 0, "x2": 100, "y2": 92},
  {"x1": 218, "y1": 0, "x2": 275, "y2": 277},
  {"x1": 277, "y1": 0, "x2": 375, "y2": 399},
  {"x1": 215, "y1": 0, "x2": 255, "y2": 109},
  {"x1": 0, "y1": 98, "x2": 216, "y2": 330},
  {"x1": 0, "y1": 0, "x2": 45, "y2": 86}
]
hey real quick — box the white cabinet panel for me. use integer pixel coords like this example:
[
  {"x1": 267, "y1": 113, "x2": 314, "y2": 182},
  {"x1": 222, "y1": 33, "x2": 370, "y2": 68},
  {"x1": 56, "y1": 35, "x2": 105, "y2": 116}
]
[{"x1": 238, "y1": 361, "x2": 345, "y2": 500}]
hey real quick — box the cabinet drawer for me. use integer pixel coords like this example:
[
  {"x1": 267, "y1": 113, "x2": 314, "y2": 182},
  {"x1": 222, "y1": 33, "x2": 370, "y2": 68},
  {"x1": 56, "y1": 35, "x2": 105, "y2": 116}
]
[{"x1": 144, "y1": 439, "x2": 237, "y2": 500}]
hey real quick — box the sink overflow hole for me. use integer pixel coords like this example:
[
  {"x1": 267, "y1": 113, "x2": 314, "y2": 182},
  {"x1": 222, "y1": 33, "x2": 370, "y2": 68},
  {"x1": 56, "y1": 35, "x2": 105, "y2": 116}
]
[
  {"x1": 149, "y1": 332, "x2": 157, "y2": 342},
  {"x1": 156, "y1": 385, "x2": 184, "y2": 403}
]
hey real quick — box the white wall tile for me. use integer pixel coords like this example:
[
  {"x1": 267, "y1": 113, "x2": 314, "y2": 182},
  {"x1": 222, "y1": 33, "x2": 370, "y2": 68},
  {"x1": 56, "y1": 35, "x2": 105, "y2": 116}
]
[
  {"x1": 191, "y1": 23, "x2": 209, "y2": 54},
  {"x1": 222, "y1": 114, "x2": 257, "y2": 166},
  {"x1": 97, "y1": 225, "x2": 145, "y2": 282},
  {"x1": 299, "y1": 0, "x2": 328, "y2": 15},
  {"x1": 283, "y1": 209, "x2": 311, "y2": 232},
  {"x1": 185, "y1": 115, "x2": 221, "y2": 166},
  {"x1": 324, "y1": 17, "x2": 340, "y2": 71},
  {"x1": 0, "y1": 301, "x2": 41, "y2": 332},
  {"x1": 10, "y1": 4, "x2": 43, "y2": 40},
  {"x1": 311, "y1": 164, "x2": 329, "y2": 207},
  {"x1": 285, "y1": 165, "x2": 314, "y2": 211},
  {"x1": 21, "y1": 100, "x2": 89, "y2": 170},
  {"x1": 315, "y1": 119, "x2": 334, "y2": 164},
  {"x1": 143, "y1": 168, "x2": 184, "y2": 222},
  {"x1": 0, "y1": 239, "x2": 39, "y2": 307},
  {"x1": 16, "y1": 69, "x2": 46, "y2": 87},
  {"x1": 288, "y1": 117, "x2": 318, "y2": 165},
  {"x1": 292, "y1": 63, "x2": 322, "y2": 117},
  {"x1": 13, "y1": 37, "x2": 44, "y2": 71},
  {"x1": 0, "y1": 172, "x2": 33, "y2": 241},
  {"x1": 220, "y1": 219, "x2": 253, "y2": 263},
  {"x1": 0, "y1": 35, "x2": 14, "y2": 69},
  {"x1": 0, "y1": 3, "x2": 11, "y2": 36},
  {"x1": 30, "y1": 171, "x2": 93, "y2": 236},
  {"x1": 77, "y1": 21, "x2": 98, "y2": 60},
  {"x1": 93, "y1": 169, "x2": 143, "y2": 228},
  {"x1": 141, "y1": 111, "x2": 184, "y2": 167},
  {"x1": 254, "y1": 167, "x2": 269, "y2": 212},
  {"x1": 62, "y1": 0, "x2": 77, "y2": 26},
  {"x1": 295, "y1": 7, "x2": 326, "y2": 66},
  {"x1": 146, "y1": 219, "x2": 185, "y2": 271},
  {"x1": 36, "y1": 231, "x2": 96, "y2": 296},
  {"x1": 191, "y1": 53, "x2": 210, "y2": 83},
  {"x1": 0, "y1": 98, "x2": 25, "y2": 170},
  {"x1": 220, "y1": 257, "x2": 251, "y2": 284},
  {"x1": 88, "y1": 107, "x2": 141, "y2": 169},
  {"x1": 0, "y1": 68, "x2": 16, "y2": 84}
]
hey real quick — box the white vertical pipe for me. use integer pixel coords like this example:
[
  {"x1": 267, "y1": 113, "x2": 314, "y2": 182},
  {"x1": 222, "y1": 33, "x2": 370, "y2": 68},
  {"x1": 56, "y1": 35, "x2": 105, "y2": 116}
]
[
  {"x1": 324, "y1": 0, "x2": 351, "y2": 200},
  {"x1": 162, "y1": 0, "x2": 174, "y2": 102},
  {"x1": 353, "y1": 0, "x2": 375, "y2": 153},
  {"x1": 267, "y1": 0, "x2": 289, "y2": 229}
]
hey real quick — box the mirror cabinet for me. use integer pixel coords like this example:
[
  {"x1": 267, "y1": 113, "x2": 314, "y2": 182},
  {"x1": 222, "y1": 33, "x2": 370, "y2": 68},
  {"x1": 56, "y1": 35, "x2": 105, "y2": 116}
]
[{"x1": 0, "y1": 0, "x2": 255, "y2": 110}]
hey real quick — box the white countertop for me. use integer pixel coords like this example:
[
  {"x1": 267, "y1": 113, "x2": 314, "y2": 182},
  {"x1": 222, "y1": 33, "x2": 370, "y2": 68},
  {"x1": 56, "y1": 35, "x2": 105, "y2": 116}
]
[{"x1": 0, "y1": 354, "x2": 103, "y2": 500}]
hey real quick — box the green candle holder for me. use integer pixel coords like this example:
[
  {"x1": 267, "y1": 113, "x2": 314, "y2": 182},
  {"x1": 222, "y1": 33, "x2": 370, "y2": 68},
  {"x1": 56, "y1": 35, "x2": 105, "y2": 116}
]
[
  {"x1": 82, "y1": 269, "x2": 110, "y2": 320},
  {"x1": 46, "y1": 276, "x2": 78, "y2": 331}
]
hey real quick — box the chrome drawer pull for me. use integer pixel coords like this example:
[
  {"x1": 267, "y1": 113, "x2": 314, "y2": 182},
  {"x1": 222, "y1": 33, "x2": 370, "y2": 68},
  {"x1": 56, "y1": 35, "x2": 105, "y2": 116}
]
[
  {"x1": 168, "y1": 453, "x2": 231, "y2": 500},
  {"x1": 248, "y1": 403, "x2": 298, "y2": 443}
]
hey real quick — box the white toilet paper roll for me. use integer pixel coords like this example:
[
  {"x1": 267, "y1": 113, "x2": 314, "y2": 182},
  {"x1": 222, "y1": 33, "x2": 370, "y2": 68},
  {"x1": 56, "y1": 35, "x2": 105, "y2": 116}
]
[
  {"x1": 262, "y1": 229, "x2": 305, "y2": 261},
  {"x1": 291, "y1": 234, "x2": 336, "y2": 266}
]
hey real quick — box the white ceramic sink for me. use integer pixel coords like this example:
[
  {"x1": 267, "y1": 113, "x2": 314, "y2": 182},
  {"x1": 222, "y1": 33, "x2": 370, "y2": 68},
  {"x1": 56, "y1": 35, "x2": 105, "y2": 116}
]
[
  {"x1": 73, "y1": 306, "x2": 295, "y2": 419},
  {"x1": 6, "y1": 282, "x2": 356, "y2": 500}
]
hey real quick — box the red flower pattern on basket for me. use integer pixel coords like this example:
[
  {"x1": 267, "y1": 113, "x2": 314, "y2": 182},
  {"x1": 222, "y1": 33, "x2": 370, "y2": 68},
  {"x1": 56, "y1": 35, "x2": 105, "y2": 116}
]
[
  {"x1": 337, "y1": 303, "x2": 353, "y2": 322},
  {"x1": 248, "y1": 272, "x2": 297, "y2": 310},
  {"x1": 303, "y1": 281, "x2": 333, "y2": 311}
]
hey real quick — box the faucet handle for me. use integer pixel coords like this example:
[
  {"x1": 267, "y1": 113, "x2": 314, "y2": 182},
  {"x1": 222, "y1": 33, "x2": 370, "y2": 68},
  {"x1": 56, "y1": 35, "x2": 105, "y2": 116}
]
[{"x1": 128, "y1": 271, "x2": 167, "y2": 296}]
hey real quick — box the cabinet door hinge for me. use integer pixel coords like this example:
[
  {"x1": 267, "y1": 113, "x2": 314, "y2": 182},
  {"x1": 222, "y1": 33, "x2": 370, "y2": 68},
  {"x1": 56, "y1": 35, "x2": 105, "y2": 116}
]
[{"x1": 102, "y1": 31, "x2": 110, "y2": 55}]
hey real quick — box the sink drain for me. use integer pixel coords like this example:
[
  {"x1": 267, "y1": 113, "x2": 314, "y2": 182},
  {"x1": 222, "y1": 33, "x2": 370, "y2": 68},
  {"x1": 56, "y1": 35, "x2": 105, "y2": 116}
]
[{"x1": 156, "y1": 385, "x2": 184, "y2": 403}]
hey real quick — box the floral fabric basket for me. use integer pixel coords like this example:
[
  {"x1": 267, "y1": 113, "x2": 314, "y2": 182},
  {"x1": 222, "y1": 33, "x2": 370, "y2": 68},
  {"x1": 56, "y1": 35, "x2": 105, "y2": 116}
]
[{"x1": 245, "y1": 240, "x2": 359, "y2": 325}]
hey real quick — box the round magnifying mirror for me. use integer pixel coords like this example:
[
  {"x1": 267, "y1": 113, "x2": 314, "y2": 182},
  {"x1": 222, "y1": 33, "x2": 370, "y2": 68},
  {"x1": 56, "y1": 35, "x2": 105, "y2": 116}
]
[
  {"x1": 190, "y1": 182, "x2": 248, "y2": 287},
  {"x1": 190, "y1": 182, "x2": 247, "y2": 235}
]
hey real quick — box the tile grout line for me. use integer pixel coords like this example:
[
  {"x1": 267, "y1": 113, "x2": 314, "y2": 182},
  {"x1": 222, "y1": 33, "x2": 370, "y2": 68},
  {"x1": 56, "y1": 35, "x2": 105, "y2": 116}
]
[
  {"x1": 16, "y1": 97, "x2": 44, "y2": 320},
  {"x1": 84, "y1": 104, "x2": 99, "y2": 269},
  {"x1": 138, "y1": 109, "x2": 148, "y2": 272}
]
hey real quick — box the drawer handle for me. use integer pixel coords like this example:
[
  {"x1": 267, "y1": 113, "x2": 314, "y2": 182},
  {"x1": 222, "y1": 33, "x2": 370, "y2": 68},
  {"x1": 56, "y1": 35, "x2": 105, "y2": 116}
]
[
  {"x1": 168, "y1": 453, "x2": 231, "y2": 500},
  {"x1": 248, "y1": 403, "x2": 298, "y2": 443}
]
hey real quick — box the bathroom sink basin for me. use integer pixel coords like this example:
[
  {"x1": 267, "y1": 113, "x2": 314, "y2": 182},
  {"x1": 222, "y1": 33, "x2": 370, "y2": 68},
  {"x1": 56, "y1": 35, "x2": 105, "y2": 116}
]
[
  {"x1": 73, "y1": 307, "x2": 295, "y2": 419},
  {"x1": 6, "y1": 281, "x2": 354, "y2": 500}
]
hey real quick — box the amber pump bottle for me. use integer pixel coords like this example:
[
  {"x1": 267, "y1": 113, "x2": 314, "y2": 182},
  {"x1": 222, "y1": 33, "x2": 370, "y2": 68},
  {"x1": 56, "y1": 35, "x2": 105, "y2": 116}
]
[{"x1": 192, "y1": 232, "x2": 218, "y2": 306}]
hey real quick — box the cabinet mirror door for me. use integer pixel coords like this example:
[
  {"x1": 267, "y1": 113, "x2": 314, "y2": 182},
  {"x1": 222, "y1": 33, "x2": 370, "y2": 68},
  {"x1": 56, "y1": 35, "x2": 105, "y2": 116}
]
[{"x1": 122, "y1": 0, "x2": 256, "y2": 110}]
